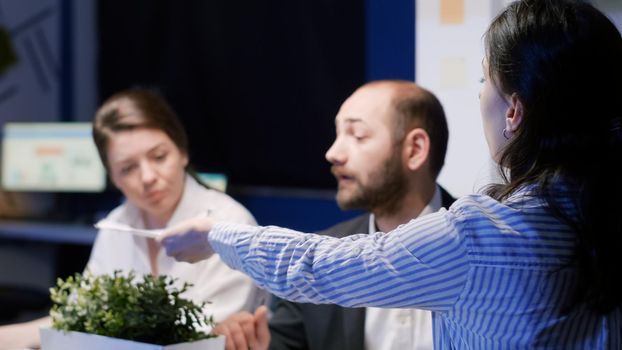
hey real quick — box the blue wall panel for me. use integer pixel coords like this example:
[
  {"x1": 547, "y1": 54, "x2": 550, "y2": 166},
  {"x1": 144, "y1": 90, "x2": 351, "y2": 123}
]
[{"x1": 365, "y1": 0, "x2": 415, "y2": 81}]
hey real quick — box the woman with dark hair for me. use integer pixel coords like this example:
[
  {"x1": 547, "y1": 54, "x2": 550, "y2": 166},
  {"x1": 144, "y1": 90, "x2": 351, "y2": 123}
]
[
  {"x1": 0, "y1": 88, "x2": 268, "y2": 348},
  {"x1": 160, "y1": 1, "x2": 621, "y2": 348},
  {"x1": 481, "y1": 0, "x2": 622, "y2": 316}
]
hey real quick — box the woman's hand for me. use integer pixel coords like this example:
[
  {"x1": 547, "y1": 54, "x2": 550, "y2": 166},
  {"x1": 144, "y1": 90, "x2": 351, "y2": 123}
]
[{"x1": 158, "y1": 215, "x2": 216, "y2": 263}]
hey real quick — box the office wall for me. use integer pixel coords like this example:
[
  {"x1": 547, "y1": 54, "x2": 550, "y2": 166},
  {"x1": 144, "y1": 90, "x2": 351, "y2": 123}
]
[
  {"x1": 97, "y1": 0, "x2": 366, "y2": 191},
  {"x1": 0, "y1": 0, "x2": 61, "y2": 125},
  {"x1": 0, "y1": 0, "x2": 96, "y2": 125},
  {"x1": 416, "y1": 0, "x2": 512, "y2": 197},
  {"x1": 71, "y1": 0, "x2": 97, "y2": 121}
]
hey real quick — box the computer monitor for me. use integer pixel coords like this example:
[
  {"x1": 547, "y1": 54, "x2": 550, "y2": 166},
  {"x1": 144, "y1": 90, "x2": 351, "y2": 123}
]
[
  {"x1": 1, "y1": 122, "x2": 106, "y2": 192},
  {"x1": 197, "y1": 172, "x2": 228, "y2": 192}
]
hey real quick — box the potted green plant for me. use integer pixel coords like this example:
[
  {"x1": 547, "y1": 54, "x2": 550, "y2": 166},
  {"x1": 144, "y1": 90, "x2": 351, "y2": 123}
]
[{"x1": 40, "y1": 271, "x2": 224, "y2": 350}]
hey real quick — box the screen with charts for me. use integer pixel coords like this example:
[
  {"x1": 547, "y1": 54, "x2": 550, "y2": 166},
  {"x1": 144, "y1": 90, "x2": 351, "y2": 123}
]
[{"x1": 1, "y1": 122, "x2": 106, "y2": 192}]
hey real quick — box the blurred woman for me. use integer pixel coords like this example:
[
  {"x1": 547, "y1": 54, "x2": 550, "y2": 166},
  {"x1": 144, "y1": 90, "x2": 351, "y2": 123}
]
[{"x1": 0, "y1": 88, "x2": 266, "y2": 348}]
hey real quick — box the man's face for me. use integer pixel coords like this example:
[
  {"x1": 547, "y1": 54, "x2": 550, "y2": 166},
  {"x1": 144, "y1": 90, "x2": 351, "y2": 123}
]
[{"x1": 325, "y1": 86, "x2": 408, "y2": 213}]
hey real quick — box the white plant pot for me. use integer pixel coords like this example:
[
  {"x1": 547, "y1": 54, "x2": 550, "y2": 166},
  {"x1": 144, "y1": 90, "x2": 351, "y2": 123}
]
[{"x1": 40, "y1": 328, "x2": 225, "y2": 350}]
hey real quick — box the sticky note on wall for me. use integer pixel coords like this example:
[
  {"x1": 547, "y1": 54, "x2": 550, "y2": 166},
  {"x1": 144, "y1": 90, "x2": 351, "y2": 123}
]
[
  {"x1": 440, "y1": 0, "x2": 465, "y2": 25},
  {"x1": 440, "y1": 57, "x2": 467, "y2": 88}
]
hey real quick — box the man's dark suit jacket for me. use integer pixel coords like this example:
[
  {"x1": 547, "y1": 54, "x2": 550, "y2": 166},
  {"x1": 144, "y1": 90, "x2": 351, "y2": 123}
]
[{"x1": 268, "y1": 187, "x2": 456, "y2": 350}]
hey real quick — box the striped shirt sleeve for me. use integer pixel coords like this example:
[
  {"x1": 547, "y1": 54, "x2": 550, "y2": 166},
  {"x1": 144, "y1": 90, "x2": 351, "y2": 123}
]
[{"x1": 209, "y1": 207, "x2": 470, "y2": 311}]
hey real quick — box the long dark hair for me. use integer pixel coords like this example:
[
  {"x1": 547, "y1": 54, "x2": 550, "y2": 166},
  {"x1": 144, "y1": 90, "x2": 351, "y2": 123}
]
[{"x1": 485, "y1": 0, "x2": 622, "y2": 313}]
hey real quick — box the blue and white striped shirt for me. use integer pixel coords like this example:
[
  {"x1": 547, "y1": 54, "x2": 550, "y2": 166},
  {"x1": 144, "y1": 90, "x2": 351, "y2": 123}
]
[{"x1": 209, "y1": 187, "x2": 621, "y2": 349}]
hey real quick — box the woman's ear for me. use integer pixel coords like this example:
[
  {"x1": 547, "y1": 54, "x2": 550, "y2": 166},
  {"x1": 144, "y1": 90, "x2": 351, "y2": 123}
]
[
  {"x1": 505, "y1": 93, "x2": 524, "y2": 133},
  {"x1": 403, "y1": 128, "x2": 430, "y2": 171},
  {"x1": 181, "y1": 151, "x2": 189, "y2": 168}
]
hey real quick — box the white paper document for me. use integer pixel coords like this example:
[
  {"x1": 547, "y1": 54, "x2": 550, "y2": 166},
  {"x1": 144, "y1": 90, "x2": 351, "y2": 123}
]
[{"x1": 94, "y1": 220, "x2": 164, "y2": 239}]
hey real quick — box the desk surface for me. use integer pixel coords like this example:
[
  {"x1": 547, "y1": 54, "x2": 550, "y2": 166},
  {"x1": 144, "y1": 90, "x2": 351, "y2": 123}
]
[{"x1": 0, "y1": 220, "x2": 97, "y2": 245}]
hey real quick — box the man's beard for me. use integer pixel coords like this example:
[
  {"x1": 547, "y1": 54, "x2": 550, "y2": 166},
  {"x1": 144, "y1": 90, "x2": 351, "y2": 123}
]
[{"x1": 336, "y1": 148, "x2": 407, "y2": 216}]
